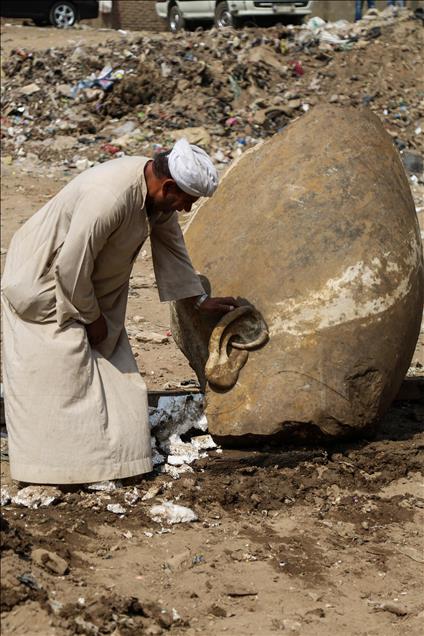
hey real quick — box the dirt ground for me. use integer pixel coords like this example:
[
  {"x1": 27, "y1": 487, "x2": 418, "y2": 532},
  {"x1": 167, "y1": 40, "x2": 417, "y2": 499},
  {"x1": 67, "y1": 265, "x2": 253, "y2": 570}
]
[{"x1": 1, "y1": 20, "x2": 424, "y2": 636}]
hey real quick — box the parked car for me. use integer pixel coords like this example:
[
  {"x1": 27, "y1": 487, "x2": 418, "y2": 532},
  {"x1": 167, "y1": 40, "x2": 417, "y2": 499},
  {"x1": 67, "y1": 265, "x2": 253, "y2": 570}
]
[
  {"x1": 156, "y1": 1, "x2": 313, "y2": 32},
  {"x1": 0, "y1": 0, "x2": 99, "y2": 28}
]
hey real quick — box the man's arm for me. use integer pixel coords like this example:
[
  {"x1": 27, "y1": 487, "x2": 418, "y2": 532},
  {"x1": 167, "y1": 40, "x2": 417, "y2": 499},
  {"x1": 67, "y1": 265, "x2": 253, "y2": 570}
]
[{"x1": 150, "y1": 212, "x2": 237, "y2": 313}]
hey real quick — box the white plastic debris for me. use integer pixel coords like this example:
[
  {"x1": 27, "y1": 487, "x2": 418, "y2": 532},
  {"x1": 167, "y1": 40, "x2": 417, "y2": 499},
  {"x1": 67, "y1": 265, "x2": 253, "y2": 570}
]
[
  {"x1": 12, "y1": 486, "x2": 61, "y2": 509},
  {"x1": 149, "y1": 501, "x2": 198, "y2": 525},
  {"x1": 107, "y1": 503, "x2": 126, "y2": 515},
  {"x1": 75, "y1": 158, "x2": 91, "y2": 171}
]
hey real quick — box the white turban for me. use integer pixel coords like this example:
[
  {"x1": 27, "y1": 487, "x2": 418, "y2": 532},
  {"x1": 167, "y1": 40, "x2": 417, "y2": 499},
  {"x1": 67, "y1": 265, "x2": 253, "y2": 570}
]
[{"x1": 168, "y1": 138, "x2": 218, "y2": 198}]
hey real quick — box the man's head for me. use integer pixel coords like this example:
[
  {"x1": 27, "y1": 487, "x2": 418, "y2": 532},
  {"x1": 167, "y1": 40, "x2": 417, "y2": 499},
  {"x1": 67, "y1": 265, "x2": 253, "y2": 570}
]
[{"x1": 145, "y1": 139, "x2": 218, "y2": 214}]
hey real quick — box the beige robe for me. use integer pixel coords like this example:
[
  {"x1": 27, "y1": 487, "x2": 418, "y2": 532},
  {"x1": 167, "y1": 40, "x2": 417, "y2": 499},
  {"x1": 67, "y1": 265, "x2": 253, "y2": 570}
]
[{"x1": 1, "y1": 156, "x2": 204, "y2": 484}]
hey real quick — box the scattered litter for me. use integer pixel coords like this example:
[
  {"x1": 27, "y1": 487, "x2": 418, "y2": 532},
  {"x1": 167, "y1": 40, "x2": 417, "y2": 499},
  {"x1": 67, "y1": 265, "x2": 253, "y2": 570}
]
[
  {"x1": 149, "y1": 501, "x2": 198, "y2": 525},
  {"x1": 17, "y1": 573, "x2": 42, "y2": 590},
  {"x1": 1, "y1": 8, "x2": 420, "y2": 185}
]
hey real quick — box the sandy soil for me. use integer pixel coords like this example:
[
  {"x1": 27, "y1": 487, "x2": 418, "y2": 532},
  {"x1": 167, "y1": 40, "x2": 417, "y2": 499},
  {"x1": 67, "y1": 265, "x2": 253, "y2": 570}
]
[
  {"x1": 1, "y1": 398, "x2": 423, "y2": 635},
  {"x1": 1, "y1": 20, "x2": 423, "y2": 636}
]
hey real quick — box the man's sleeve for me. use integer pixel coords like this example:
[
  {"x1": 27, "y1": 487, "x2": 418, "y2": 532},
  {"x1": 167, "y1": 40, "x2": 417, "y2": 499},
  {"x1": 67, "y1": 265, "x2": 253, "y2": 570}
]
[
  {"x1": 150, "y1": 212, "x2": 205, "y2": 302},
  {"x1": 55, "y1": 188, "x2": 123, "y2": 326}
]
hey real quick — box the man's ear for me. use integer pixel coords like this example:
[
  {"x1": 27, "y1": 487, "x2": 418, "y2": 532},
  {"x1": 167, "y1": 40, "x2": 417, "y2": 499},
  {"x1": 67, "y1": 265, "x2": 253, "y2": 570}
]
[{"x1": 162, "y1": 179, "x2": 178, "y2": 197}]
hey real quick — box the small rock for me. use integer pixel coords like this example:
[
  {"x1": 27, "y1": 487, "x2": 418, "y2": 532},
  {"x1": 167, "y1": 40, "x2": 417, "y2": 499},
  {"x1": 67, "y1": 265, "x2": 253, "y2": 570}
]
[
  {"x1": 376, "y1": 601, "x2": 408, "y2": 616},
  {"x1": 0, "y1": 485, "x2": 12, "y2": 506},
  {"x1": 107, "y1": 503, "x2": 126, "y2": 515},
  {"x1": 12, "y1": 486, "x2": 61, "y2": 509},
  {"x1": 304, "y1": 607, "x2": 326, "y2": 619},
  {"x1": 149, "y1": 501, "x2": 198, "y2": 524},
  {"x1": 282, "y1": 619, "x2": 302, "y2": 633},
  {"x1": 165, "y1": 549, "x2": 191, "y2": 571},
  {"x1": 191, "y1": 434, "x2": 217, "y2": 451},
  {"x1": 162, "y1": 463, "x2": 194, "y2": 479},
  {"x1": 209, "y1": 603, "x2": 227, "y2": 618},
  {"x1": 401, "y1": 150, "x2": 423, "y2": 175},
  {"x1": 19, "y1": 83, "x2": 41, "y2": 96},
  {"x1": 74, "y1": 616, "x2": 99, "y2": 635},
  {"x1": 124, "y1": 487, "x2": 140, "y2": 506},
  {"x1": 32, "y1": 548, "x2": 69, "y2": 575},
  {"x1": 87, "y1": 480, "x2": 123, "y2": 492},
  {"x1": 142, "y1": 484, "x2": 162, "y2": 501},
  {"x1": 135, "y1": 331, "x2": 169, "y2": 344}
]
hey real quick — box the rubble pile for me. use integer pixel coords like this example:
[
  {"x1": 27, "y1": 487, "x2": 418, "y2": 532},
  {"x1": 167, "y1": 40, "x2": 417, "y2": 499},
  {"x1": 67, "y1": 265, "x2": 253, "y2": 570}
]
[{"x1": 1, "y1": 6, "x2": 423, "y2": 175}]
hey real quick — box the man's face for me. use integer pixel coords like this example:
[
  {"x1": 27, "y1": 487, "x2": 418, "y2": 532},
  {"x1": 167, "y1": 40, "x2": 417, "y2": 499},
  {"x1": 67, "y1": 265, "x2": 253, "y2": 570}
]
[{"x1": 154, "y1": 180, "x2": 198, "y2": 214}]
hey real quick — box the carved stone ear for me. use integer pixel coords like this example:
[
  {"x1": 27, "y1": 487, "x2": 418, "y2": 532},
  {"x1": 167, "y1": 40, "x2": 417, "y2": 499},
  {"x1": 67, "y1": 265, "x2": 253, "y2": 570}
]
[{"x1": 205, "y1": 306, "x2": 269, "y2": 390}]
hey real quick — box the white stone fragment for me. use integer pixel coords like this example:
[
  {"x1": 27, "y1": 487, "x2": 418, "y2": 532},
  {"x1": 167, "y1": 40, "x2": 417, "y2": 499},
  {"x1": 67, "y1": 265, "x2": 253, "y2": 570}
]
[
  {"x1": 0, "y1": 486, "x2": 12, "y2": 506},
  {"x1": 141, "y1": 484, "x2": 162, "y2": 501},
  {"x1": 12, "y1": 486, "x2": 61, "y2": 509},
  {"x1": 107, "y1": 503, "x2": 126, "y2": 515},
  {"x1": 162, "y1": 463, "x2": 194, "y2": 479},
  {"x1": 151, "y1": 394, "x2": 207, "y2": 441},
  {"x1": 191, "y1": 434, "x2": 217, "y2": 451},
  {"x1": 87, "y1": 480, "x2": 123, "y2": 492},
  {"x1": 162, "y1": 434, "x2": 200, "y2": 465},
  {"x1": 149, "y1": 501, "x2": 198, "y2": 525},
  {"x1": 124, "y1": 488, "x2": 140, "y2": 506}
]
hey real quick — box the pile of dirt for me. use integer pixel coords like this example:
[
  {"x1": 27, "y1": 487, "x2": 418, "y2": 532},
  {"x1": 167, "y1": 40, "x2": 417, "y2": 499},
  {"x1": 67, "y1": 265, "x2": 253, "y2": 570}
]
[{"x1": 1, "y1": 8, "x2": 423, "y2": 171}]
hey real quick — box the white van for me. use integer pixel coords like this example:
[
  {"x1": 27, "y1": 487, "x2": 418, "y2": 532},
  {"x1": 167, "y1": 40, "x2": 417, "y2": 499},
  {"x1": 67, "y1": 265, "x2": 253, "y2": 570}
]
[{"x1": 155, "y1": 1, "x2": 313, "y2": 32}]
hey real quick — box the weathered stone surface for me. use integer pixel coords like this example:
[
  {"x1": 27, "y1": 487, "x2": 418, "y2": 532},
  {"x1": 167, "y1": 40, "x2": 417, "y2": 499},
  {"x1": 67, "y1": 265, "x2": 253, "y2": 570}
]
[{"x1": 172, "y1": 105, "x2": 424, "y2": 439}]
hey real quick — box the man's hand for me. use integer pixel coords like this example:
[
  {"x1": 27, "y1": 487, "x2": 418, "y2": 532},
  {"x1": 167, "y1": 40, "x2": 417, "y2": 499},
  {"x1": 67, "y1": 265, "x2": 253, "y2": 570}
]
[
  {"x1": 198, "y1": 296, "x2": 238, "y2": 314},
  {"x1": 85, "y1": 314, "x2": 108, "y2": 347}
]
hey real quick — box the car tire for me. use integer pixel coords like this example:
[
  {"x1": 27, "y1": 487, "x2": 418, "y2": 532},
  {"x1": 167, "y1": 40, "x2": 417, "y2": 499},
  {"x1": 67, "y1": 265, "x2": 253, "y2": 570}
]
[
  {"x1": 49, "y1": 1, "x2": 77, "y2": 28},
  {"x1": 214, "y1": 1, "x2": 237, "y2": 28},
  {"x1": 168, "y1": 3, "x2": 185, "y2": 33}
]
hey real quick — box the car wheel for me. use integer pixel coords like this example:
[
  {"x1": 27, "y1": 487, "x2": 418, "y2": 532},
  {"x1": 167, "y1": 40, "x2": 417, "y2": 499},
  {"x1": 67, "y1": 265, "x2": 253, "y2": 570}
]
[
  {"x1": 49, "y1": 1, "x2": 77, "y2": 28},
  {"x1": 168, "y1": 4, "x2": 185, "y2": 33},
  {"x1": 214, "y1": 1, "x2": 236, "y2": 28}
]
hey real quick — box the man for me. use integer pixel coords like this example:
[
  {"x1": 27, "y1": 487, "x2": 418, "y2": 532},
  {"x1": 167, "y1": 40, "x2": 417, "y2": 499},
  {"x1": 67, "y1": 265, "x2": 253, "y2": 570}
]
[
  {"x1": 1, "y1": 138, "x2": 236, "y2": 484},
  {"x1": 354, "y1": 0, "x2": 375, "y2": 21}
]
